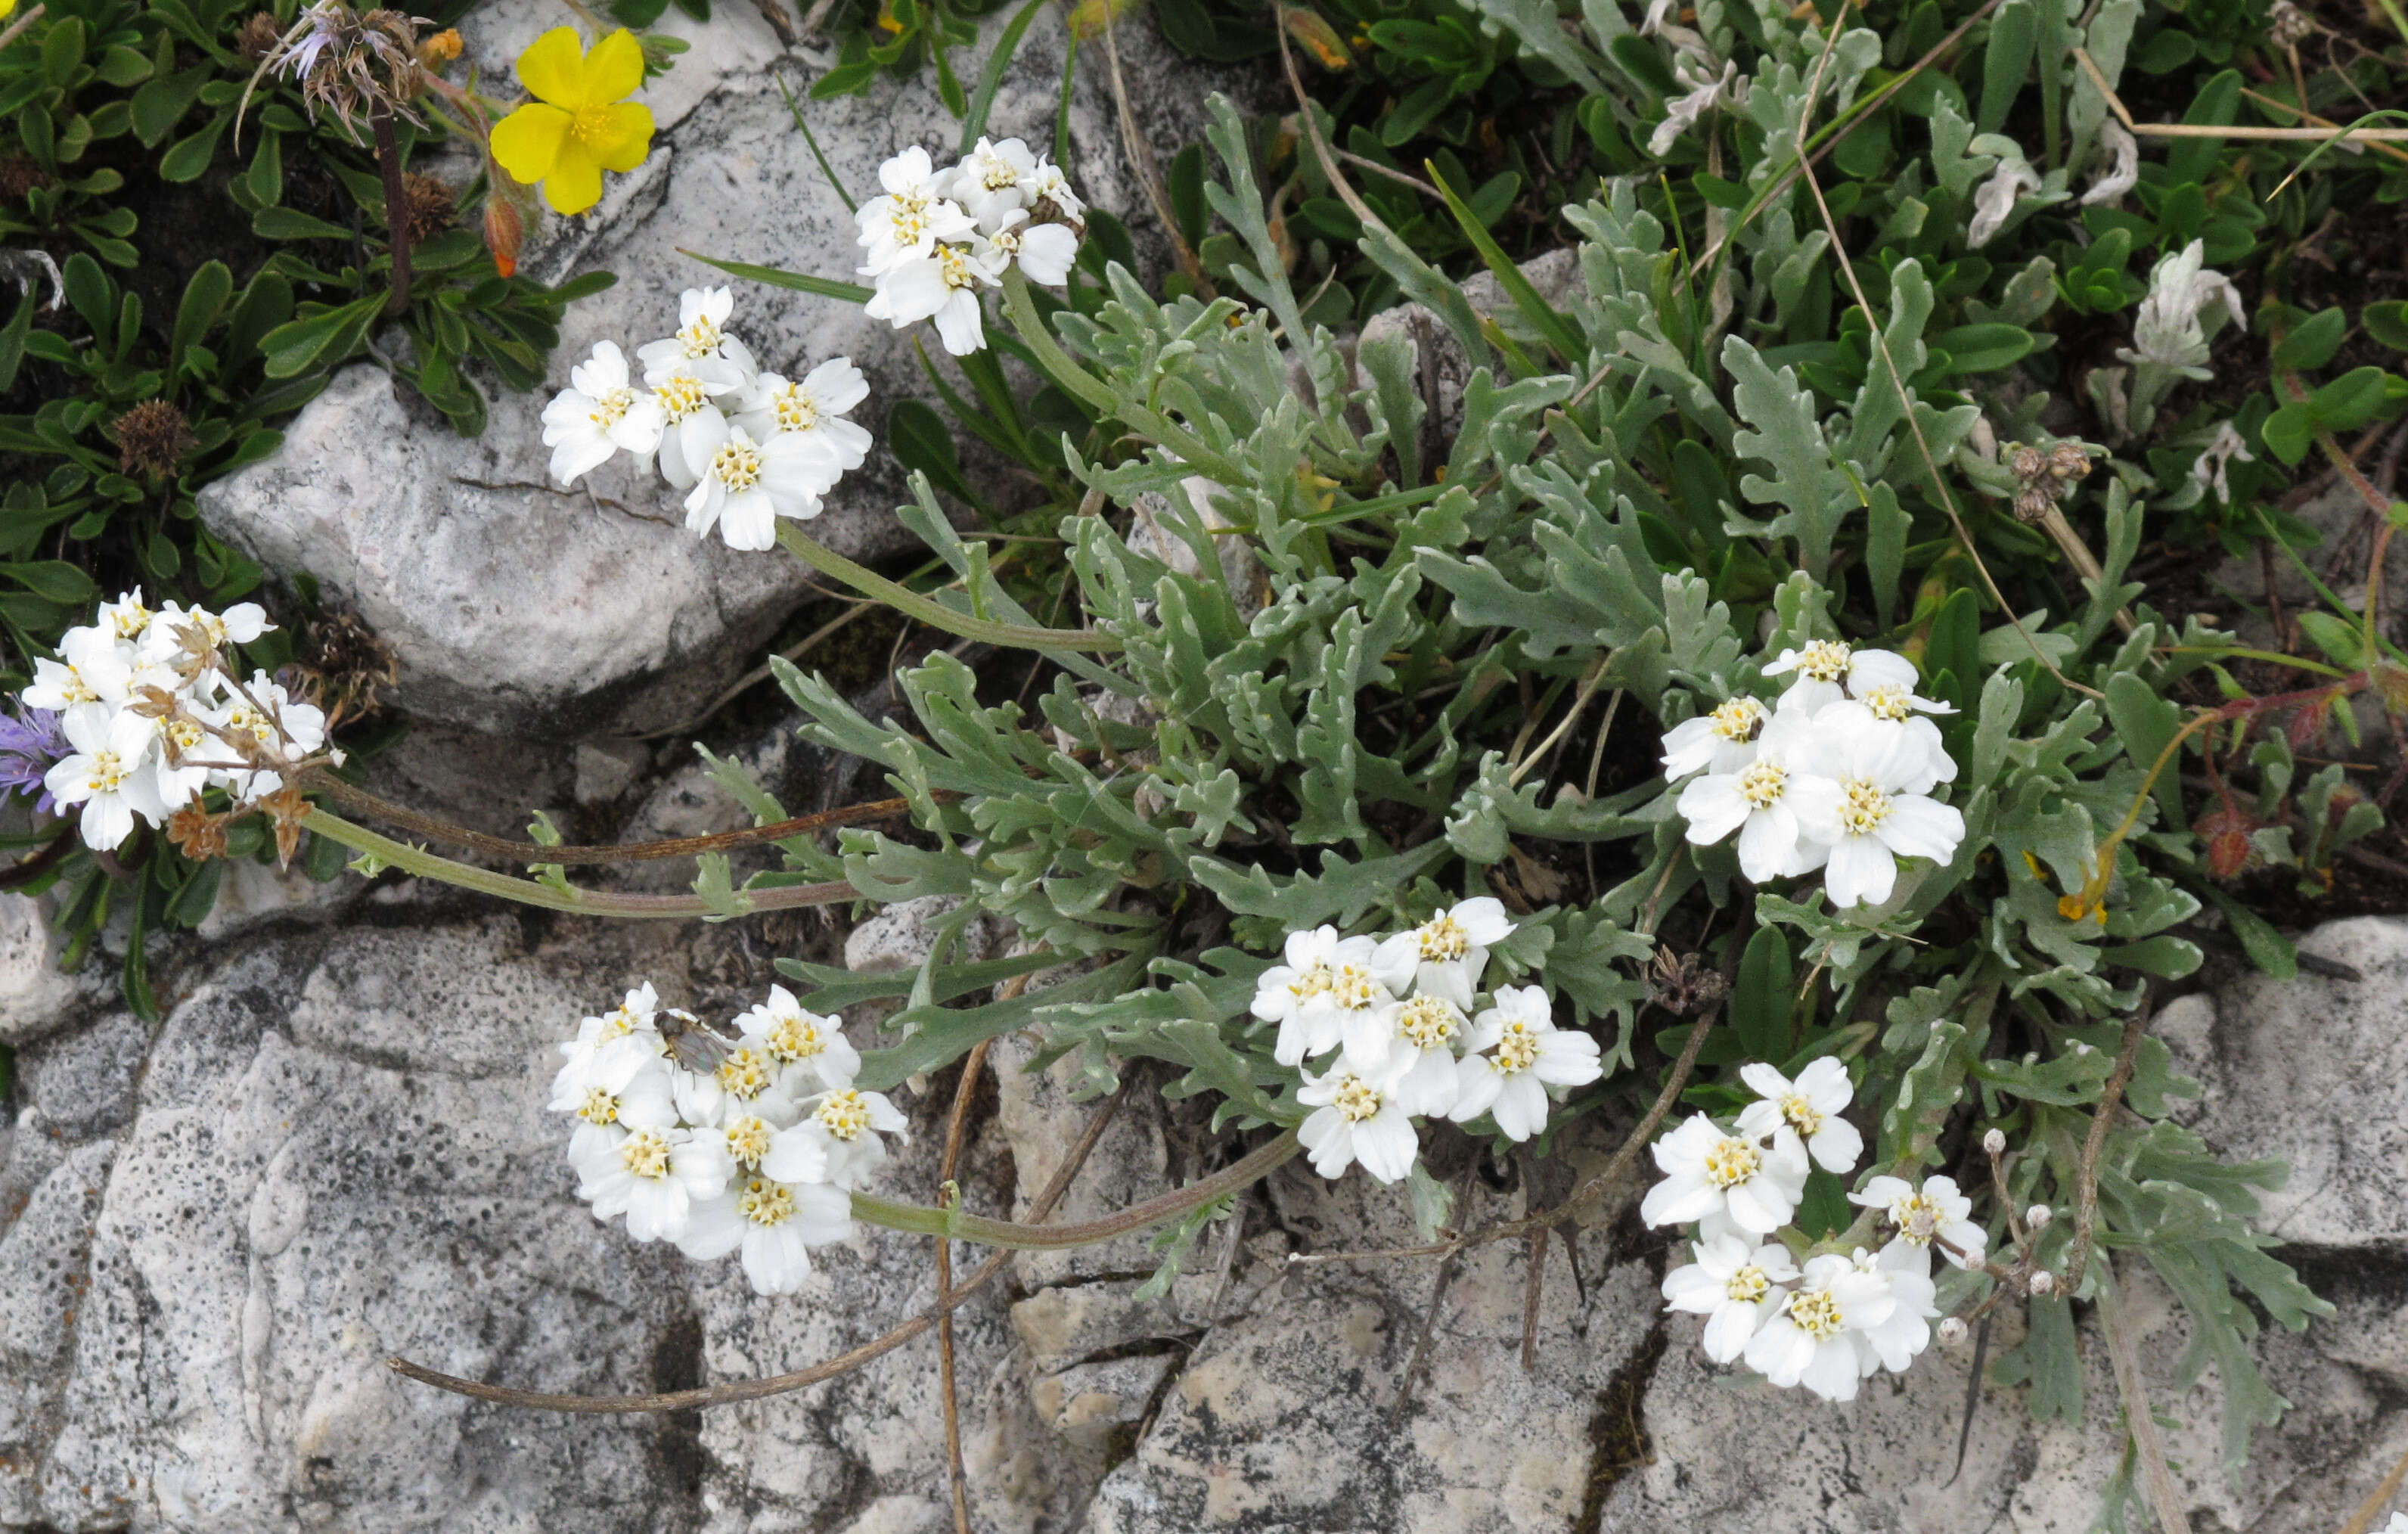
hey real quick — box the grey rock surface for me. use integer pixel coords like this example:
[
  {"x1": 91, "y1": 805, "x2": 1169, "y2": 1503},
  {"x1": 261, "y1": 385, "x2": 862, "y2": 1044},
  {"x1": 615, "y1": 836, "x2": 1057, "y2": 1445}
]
[
  {"x1": 196, "y1": 2, "x2": 1236, "y2": 738},
  {"x1": 3, "y1": 880, "x2": 2406, "y2": 1530}
]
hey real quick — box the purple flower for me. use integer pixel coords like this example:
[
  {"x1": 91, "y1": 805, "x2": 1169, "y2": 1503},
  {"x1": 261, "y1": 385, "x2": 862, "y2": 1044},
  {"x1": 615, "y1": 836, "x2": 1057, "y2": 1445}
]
[{"x1": 0, "y1": 706, "x2": 69, "y2": 816}]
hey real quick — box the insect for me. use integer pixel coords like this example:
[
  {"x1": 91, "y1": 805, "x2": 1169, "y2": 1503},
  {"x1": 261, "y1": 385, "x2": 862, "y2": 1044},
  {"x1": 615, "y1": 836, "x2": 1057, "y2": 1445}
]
[{"x1": 655, "y1": 1008, "x2": 738, "y2": 1074}]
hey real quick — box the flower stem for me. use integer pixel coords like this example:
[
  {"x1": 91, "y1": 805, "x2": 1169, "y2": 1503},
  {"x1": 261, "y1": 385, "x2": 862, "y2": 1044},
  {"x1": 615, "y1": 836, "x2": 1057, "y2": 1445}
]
[
  {"x1": 371, "y1": 105, "x2": 413, "y2": 318},
  {"x1": 772, "y1": 523, "x2": 1122, "y2": 653},
  {"x1": 302, "y1": 808, "x2": 856, "y2": 918},
  {"x1": 847, "y1": 1128, "x2": 1300, "y2": 1250}
]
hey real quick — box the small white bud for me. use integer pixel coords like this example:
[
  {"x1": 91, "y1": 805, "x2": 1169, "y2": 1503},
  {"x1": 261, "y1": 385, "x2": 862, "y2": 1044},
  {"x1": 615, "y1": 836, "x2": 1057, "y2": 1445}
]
[
  {"x1": 1938, "y1": 1316, "x2": 1969, "y2": 1344},
  {"x1": 2029, "y1": 1268, "x2": 2057, "y2": 1296},
  {"x1": 2025, "y1": 1203, "x2": 2053, "y2": 1230},
  {"x1": 1982, "y1": 1128, "x2": 2007, "y2": 1156},
  {"x1": 2074, "y1": 1042, "x2": 2093, "y2": 1056}
]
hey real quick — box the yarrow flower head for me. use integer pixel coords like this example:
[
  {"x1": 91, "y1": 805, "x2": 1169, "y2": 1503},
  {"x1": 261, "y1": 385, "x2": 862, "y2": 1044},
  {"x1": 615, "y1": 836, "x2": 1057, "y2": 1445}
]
[
  {"x1": 1734, "y1": 1057, "x2": 1862, "y2": 1175},
  {"x1": 1850, "y1": 1173, "x2": 1988, "y2": 1272},
  {"x1": 1662, "y1": 1233, "x2": 1800, "y2": 1363},
  {"x1": 1739, "y1": 1251, "x2": 1898, "y2": 1402},
  {"x1": 555, "y1": 981, "x2": 894, "y2": 1294},
  {"x1": 541, "y1": 289, "x2": 868, "y2": 550},
  {"x1": 14, "y1": 594, "x2": 332, "y2": 852},
  {"x1": 1297, "y1": 1052, "x2": 1445, "y2": 1184},
  {"x1": 857, "y1": 143, "x2": 1087, "y2": 356},
  {"x1": 1447, "y1": 984, "x2": 1603, "y2": 1141},
  {"x1": 1640, "y1": 1110, "x2": 1810, "y2": 1236}
]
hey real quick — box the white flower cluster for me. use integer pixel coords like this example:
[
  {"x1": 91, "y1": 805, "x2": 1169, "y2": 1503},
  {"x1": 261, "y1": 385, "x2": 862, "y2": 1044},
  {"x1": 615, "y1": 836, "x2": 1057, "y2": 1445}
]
[
  {"x1": 22, "y1": 590, "x2": 330, "y2": 851},
  {"x1": 1662, "y1": 641, "x2": 1966, "y2": 908},
  {"x1": 552, "y1": 982, "x2": 905, "y2": 1295},
  {"x1": 857, "y1": 139, "x2": 1084, "y2": 356},
  {"x1": 541, "y1": 287, "x2": 873, "y2": 552},
  {"x1": 1249, "y1": 899, "x2": 1605, "y2": 1183},
  {"x1": 1643, "y1": 1057, "x2": 1988, "y2": 1401}
]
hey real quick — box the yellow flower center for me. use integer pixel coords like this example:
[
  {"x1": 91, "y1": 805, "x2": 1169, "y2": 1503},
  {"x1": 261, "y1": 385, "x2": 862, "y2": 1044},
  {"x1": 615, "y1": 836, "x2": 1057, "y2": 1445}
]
[
  {"x1": 576, "y1": 1086, "x2": 618, "y2": 1125},
  {"x1": 1862, "y1": 685, "x2": 1915, "y2": 722},
  {"x1": 672, "y1": 315, "x2": 722, "y2": 359},
  {"x1": 1396, "y1": 995, "x2": 1460, "y2": 1051},
  {"x1": 589, "y1": 387, "x2": 634, "y2": 429},
  {"x1": 768, "y1": 386, "x2": 819, "y2": 433},
  {"x1": 1417, "y1": 914, "x2": 1471, "y2": 963},
  {"x1": 715, "y1": 1046, "x2": 774, "y2": 1099},
  {"x1": 1795, "y1": 640, "x2": 1851, "y2": 682},
  {"x1": 738, "y1": 1175, "x2": 795, "y2": 1227},
  {"x1": 1287, "y1": 964, "x2": 1333, "y2": 1004},
  {"x1": 1710, "y1": 697, "x2": 1767, "y2": 741},
  {"x1": 1492, "y1": 1019, "x2": 1541, "y2": 1075},
  {"x1": 1726, "y1": 1263, "x2": 1770, "y2": 1304},
  {"x1": 1780, "y1": 1092, "x2": 1824, "y2": 1138},
  {"x1": 1837, "y1": 777, "x2": 1892, "y2": 836},
  {"x1": 1701, "y1": 1135, "x2": 1761, "y2": 1189},
  {"x1": 1737, "y1": 759, "x2": 1787, "y2": 809},
  {"x1": 765, "y1": 1012, "x2": 827, "y2": 1061},
  {"x1": 111, "y1": 605, "x2": 150, "y2": 640},
  {"x1": 710, "y1": 438, "x2": 764, "y2": 493},
  {"x1": 937, "y1": 244, "x2": 980, "y2": 291},
  {"x1": 656, "y1": 374, "x2": 710, "y2": 421},
  {"x1": 1329, "y1": 963, "x2": 1380, "y2": 1011},
  {"x1": 61, "y1": 669, "x2": 98, "y2": 706},
  {"x1": 1330, "y1": 1076, "x2": 1382, "y2": 1123},
  {"x1": 85, "y1": 750, "x2": 128, "y2": 796},
  {"x1": 166, "y1": 717, "x2": 206, "y2": 755},
  {"x1": 620, "y1": 1129, "x2": 672, "y2": 1181},
  {"x1": 815, "y1": 1089, "x2": 872, "y2": 1141},
  {"x1": 723, "y1": 1113, "x2": 774, "y2": 1166},
  {"x1": 977, "y1": 154, "x2": 1019, "y2": 191},
  {"x1": 600, "y1": 1005, "x2": 641, "y2": 1039},
  {"x1": 1888, "y1": 1191, "x2": 1940, "y2": 1244},
  {"x1": 569, "y1": 104, "x2": 623, "y2": 152},
  {"x1": 1789, "y1": 1287, "x2": 1845, "y2": 1340}
]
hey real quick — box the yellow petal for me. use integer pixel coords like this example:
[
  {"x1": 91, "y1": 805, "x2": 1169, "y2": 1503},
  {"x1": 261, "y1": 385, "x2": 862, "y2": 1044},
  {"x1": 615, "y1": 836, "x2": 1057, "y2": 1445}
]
[
  {"x1": 579, "y1": 30, "x2": 647, "y2": 108},
  {"x1": 514, "y1": 26, "x2": 589, "y2": 107},
  {"x1": 591, "y1": 101, "x2": 655, "y2": 172},
  {"x1": 489, "y1": 102, "x2": 571, "y2": 185},
  {"x1": 542, "y1": 144, "x2": 605, "y2": 215}
]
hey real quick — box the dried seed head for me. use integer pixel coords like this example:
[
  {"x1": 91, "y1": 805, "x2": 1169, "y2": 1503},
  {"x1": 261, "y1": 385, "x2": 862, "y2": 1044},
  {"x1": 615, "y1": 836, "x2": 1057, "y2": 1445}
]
[
  {"x1": 2008, "y1": 444, "x2": 2050, "y2": 481},
  {"x1": 166, "y1": 805, "x2": 231, "y2": 862},
  {"x1": 0, "y1": 154, "x2": 51, "y2": 201},
  {"x1": 2046, "y1": 441, "x2": 2093, "y2": 482},
  {"x1": 113, "y1": 400, "x2": 198, "y2": 480},
  {"x1": 1647, "y1": 949, "x2": 1729, "y2": 1016},
  {"x1": 398, "y1": 172, "x2": 456, "y2": 247},
  {"x1": 2269, "y1": 0, "x2": 2314, "y2": 46},
  {"x1": 237, "y1": 10, "x2": 284, "y2": 58},
  {"x1": 250, "y1": 2, "x2": 432, "y2": 143},
  {"x1": 294, "y1": 609, "x2": 398, "y2": 727}
]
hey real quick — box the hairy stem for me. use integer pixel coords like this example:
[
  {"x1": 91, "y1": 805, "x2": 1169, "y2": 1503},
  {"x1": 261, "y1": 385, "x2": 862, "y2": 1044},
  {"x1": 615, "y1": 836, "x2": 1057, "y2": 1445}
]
[
  {"x1": 372, "y1": 107, "x2": 413, "y2": 318},
  {"x1": 772, "y1": 522, "x2": 1122, "y2": 654},
  {"x1": 303, "y1": 809, "x2": 855, "y2": 918}
]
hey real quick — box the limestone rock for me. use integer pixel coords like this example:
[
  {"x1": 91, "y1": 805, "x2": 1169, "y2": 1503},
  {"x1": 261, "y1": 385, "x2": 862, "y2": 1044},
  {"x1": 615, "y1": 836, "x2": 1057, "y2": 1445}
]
[
  {"x1": 2155, "y1": 915, "x2": 2408, "y2": 1248},
  {"x1": 0, "y1": 893, "x2": 93, "y2": 1045},
  {"x1": 196, "y1": 3, "x2": 1241, "y2": 739}
]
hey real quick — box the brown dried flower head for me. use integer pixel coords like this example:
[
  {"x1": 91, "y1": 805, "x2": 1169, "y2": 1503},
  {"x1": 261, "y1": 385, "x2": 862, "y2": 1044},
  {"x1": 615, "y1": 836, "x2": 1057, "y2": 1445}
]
[
  {"x1": 236, "y1": 10, "x2": 284, "y2": 58},
  {"x1": 261, "y1": 782, "x2": 312, "y2": 868},
  {"x1": 166, "y1": 805, "x2": 231, "y2": 862},
  {"x1": 296, "y1": 609, "x2": 399, "y2": 728},
  {"x1": 246, "y1": 2, "x2": 433, "y2": 144},
  {"x1": 0, "y1": 154, "x2": 51, "y2": 202},
  {"x1": 1647, "y1": 949, "x2": 1728, "y2": 1017},
  {"x1": 2046, "y1": 441, "x2": 2093, "y2": 482},
  {"x1": 398, "y1": 172, "x2": 456, "y2": 247},
  {"x1": 113, "y1": 399, "x2": 197, "y2": 480}
]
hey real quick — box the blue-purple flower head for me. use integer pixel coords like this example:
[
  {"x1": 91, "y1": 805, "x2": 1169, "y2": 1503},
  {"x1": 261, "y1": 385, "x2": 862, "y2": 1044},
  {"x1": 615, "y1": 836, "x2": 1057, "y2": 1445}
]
[{"x1": 0, "y1": 706, "x2": 68, "y2": 816}]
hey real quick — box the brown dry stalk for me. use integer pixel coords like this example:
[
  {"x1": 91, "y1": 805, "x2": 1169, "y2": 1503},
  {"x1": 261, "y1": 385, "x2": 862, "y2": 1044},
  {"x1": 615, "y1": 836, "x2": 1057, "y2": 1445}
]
[
  {"x1": 303, "y1": 769, "x2": 932, "y2": 865},
  {"x1": 2074, "y1": 47, "x2": 2408, "y2": 143},
  {"x1": 2099, "y1": 1265, "x2": 2196, "y2": 1534},
  {"x1": 935, "y1": 1039, "x2": 993, "y2": 1534},
  {"x1": 2338, "y1": 1438, "x2": 2408, "y2": 1534},
  {"x1": 2063, "y1": 1005, "x2": 2150, "y2": 1295},
  {"x1": 386, "y1": 1085, "x2": 1131, "y2": 1414}
]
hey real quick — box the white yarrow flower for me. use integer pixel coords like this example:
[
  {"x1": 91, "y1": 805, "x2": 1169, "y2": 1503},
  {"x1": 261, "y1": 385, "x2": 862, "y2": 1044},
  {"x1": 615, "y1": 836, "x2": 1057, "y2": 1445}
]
[
  {"x1": 1660, "y1": 695, "x2": 1770, "y2": 781},
  {"x1": 1850, "y1": 1174, "x2": 1988, "y2": 1271},
  {"x1": 1789, "y1": 722, "x2": 1966, "y2": 908},
  {"x1": 637, "y1": 287, "x2": 760, "y2": 393},
  {"x1": 1674, "y1": 707, "x2": 1829, "y2": 881},
  {"x1": 1662, "y1": 1234, "x2": 1800, "y2": 1363},
  {"x1": 1735, "y1": 1057, "x2": 1862, "y2": 1175},
  {"x1": 43, "y1": 706, "x2": 167, "y2": 850},
  {"x1": 1741, "y1": 1251, "x2": 1898, "y2": 1402},
  {"x1": 732, "y1": 985, "x2": 861, "y2": 1092},
  {"x1": 951, "y1": 135, "x2": 1037, "y2": 222},
  {"x1": 1296, "y1": 1055, "x2": 1434, "y2": 1183},
  {"x1": 574, "y1": 1123, "x2": 734, "y2": 1243},
  {"x1": 734, "y1": 359, "x2": 874, "y2": 484},
  {"x1": 867, "y1": 239, "x2": 1005, "y2": 356},
  {"x1": 1375, "y1": 896, "x2": 1513, "y2": 1010},
  {"x1": 1640, "y1": 1112, "x2": 1811, "y2": 1235},
  {"x1": 676, "y1": 1174, "x2": 855, "y2": 1294},
  {"x1": 679, "y1": 417, "x2": 832, "y2": 551},
  {"x1": 542, "y1": 340, "x2": 666, "y2": 486},
  {"x1": 1448, "y1": 985, "x2": 1602, "y2": 1141},
  {"x1": 855, "y1": 147, "x2": 978, "y2": 274},
  {"x1": 762, "y1": 1085, "x2": 908, "y2": 1191}
]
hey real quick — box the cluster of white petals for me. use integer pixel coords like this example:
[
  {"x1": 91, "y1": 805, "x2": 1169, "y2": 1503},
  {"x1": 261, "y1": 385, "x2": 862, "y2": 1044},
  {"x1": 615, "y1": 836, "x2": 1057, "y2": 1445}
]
[
  {"x1": 1644, "y1": 1058, "x2": 1973, "y2": 1401},
  {"x1": 1249, "y1": 899, "x2": 1603, "y2": 1183},
  {"x1": 553, "y1": 983, "x2": 904, "y2": 1295},
  {"x1": 20, "y1": 590, "x2": 331, "y2": 851},
  {"x1": 541, "y1": 287, "x2": 872, "y2": 551},
  {"x1": 2118, "y1": 238, "x2": 2245, "y2": 380},
  {"x1": 1663, "y1": 641, "x2": 1966, "y2": 908},
  {"x1": 857, "y1": 140, "x2": 1085, "y2": 356}
]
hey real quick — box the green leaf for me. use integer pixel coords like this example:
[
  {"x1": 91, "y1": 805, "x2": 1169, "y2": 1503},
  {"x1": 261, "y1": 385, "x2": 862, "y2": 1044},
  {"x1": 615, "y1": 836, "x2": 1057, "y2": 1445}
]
[
  {"x1": 1730, "y1": 925, "x2": 1795, "y2": 1062},
  {"x1": 2271, "y1": 307, "x2": 2345, "y2": 371},
  {"x1": 1724, "y1": 335, "x2": 1852, "y2": 581},
  {"x1": 1425, "y1": 158, "x2": 1587, "y2": 366},
  {"x1": 252, "y1": 205, "x2": 352, "y2": 242},
  {"x1": 1933, "y1": 322, "x2": 2035, "y2": 374},
  {"x1": 158, "y1": 113, "x2": 228, "y2": 182},
  {"x1": 2104, "y1": 669, "x2": 2189, "y2": 831},
  {"x1": 2294, "y1": 610, "x2": 2366, "y2": 669},
  {"x1": 886, "y1": 398, "x2": 979, "y2": 507},
  {"x1": 2203, "y1": 887, "x2": 2297, "y2": 980},
  {"x1": 257, "y1": 293, "x2": 382, "y2": 378},
  {"x1": 2363, "y1": 300, "x2": 2408, "y2": 352},
  {"x1": 678, "y1": 250, "x2": 872, "y2": 305}
]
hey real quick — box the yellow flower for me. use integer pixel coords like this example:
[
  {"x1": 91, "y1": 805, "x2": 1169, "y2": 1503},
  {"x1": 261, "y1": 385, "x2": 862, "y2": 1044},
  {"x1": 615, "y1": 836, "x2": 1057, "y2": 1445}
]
[{"x1": 489, "y1": 27, "x2": 653, "y2": 216}]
